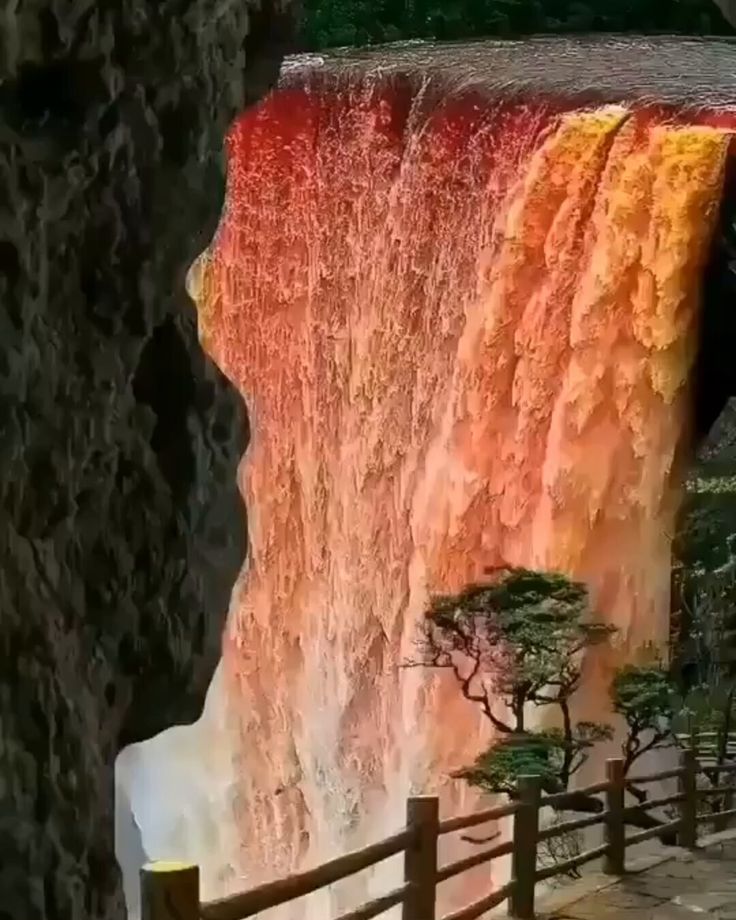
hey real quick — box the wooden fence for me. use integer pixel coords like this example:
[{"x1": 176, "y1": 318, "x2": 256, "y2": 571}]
[{"x1": 140, "y1": 750, "x2": 736, "y2": 920}]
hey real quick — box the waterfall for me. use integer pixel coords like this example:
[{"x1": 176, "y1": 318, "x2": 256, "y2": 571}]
[{"x1": 120, "y1": 45, "x2": 734, "y2": 920}]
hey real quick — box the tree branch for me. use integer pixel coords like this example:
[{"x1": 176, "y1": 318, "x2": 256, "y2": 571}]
[
  {"x1": 559, "y1": 698, "x2": 574, "y2": 788},
  {"x1": 408, "y1": 623, "x2": 513, "y2": 734},
  {"x1": 461, "y1": 829, "x2": 501, "y2": 845}
]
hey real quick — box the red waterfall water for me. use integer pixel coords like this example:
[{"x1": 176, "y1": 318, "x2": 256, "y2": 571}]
[{"x1": 187, "y1": 70, "x2": 734, "y2": 914}]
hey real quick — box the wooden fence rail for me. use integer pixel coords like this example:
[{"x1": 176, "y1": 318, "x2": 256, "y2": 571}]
[{"x1": 141, "y1": 749, "x2": 736, "y2": 920}]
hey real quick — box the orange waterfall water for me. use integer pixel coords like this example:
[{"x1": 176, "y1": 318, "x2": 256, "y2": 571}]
[{"x1": 188, "y1": 76, "x2": 733, "y2": 913}]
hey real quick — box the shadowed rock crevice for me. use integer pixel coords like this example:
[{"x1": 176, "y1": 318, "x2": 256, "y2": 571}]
[
  {"x1": 692, "y1": 158, "x2": 736, "y2": 443},
  {"x1": 0, "y1": 3, "x2": 297, "y2": 919},
  {"x1": 132, "y1": 318, "x2": 196, "y2": 502}
]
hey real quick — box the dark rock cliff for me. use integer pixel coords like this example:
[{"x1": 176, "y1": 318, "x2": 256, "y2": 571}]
[{"x1": 0, "y1": 3, "x2": 296, "y2": 918}]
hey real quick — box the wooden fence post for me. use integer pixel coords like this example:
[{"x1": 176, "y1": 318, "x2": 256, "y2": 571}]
[
  {"x1": 689, "y1": 720, "x2": 699, "y2": 758},
  {"x1": 714, "y1": 730, "x2": 733, "y2": 832},
  {"x1": 141, "y1": 862, "x2": 199, "y2": 920},
  {"x1": 604, "y1": 758, "x2": 625, "y2": 875},
  {"x1": 714, "y1": 782, "x2": 734, "y2": 833},
  {"x1": 678, "y1": 750, "x2": 698, "y2": 849},
  {"x1": 402, "y1": 795, "x2": 439, "y2": 920},
  {"x1": 509, "y1": 775, "x2": 541, "y2": 920},
  {"x1": 715, "y1": 786, "x2": 734, "y2": 833}
]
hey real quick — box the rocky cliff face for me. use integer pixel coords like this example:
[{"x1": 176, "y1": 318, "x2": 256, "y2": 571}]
[{"x1": 0, "y1": 3, "x2": 296, "y2": 918}]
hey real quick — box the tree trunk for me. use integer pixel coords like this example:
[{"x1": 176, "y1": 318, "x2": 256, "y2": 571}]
[{"x1": 549, "y1": 794, "x2": 679, "y2": 845}]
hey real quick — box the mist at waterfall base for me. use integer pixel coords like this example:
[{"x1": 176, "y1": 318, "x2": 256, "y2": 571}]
[{"x1": 116, "y1": 62, "x2": 735, "y2": 919}]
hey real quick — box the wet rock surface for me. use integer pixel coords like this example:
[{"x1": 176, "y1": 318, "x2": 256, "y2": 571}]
[{"x1": 0, "y1": 3, "x2": 296, "y2": 918}]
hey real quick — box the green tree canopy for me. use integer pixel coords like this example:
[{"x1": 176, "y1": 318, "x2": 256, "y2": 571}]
[
  {"x1": 302, "y1": 0, "x2": 735, "y2": 51},
  {"x1": 414, "y1": 568, "x2": 614, "y2": 800},
  {"x1": 611, "y1": 664, "x2": 677, "y2": 772}
]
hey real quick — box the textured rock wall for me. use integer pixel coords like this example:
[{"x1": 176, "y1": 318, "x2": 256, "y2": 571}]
[{"x1": 0, "y1": 3, "x2": 296, "y2": 918}]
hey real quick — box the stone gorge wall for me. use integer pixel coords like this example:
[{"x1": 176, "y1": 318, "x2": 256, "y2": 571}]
[
  {"x1": 0, "y1": 3, "x2": 296, "y2": 918},
  {"x1": 5, "y1": 13, "x2": 736, "y2": 920}
]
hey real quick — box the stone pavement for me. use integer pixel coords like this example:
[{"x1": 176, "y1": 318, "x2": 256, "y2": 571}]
[{"x1": 543, "y1": 835, "x2": 736, "y2": 920}]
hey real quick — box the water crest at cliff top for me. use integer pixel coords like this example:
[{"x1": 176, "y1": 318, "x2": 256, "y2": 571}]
[{"x1": 130, "y1": 37, "x2": 736, "y2": 918}]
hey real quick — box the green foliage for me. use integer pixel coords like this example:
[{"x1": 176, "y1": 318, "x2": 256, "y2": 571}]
[
  {"x1": 612, "y1": 665, "x2": 676, "y2": 731},
  {"x1": 679, "y1": 554, "x2": 736, "y2": 687},
  {"x1": 459, "y1": 722, "x2": 613, "y2": 796},
  {"x1": 301, "y1": 0, "x2": 734, "y2": 50},
  {"x1": 672, "y1": 407, "x2": 736, "y2": 750},
  {"x1": 458, "y1": 731, "x2": 565, "y2": 795},
  {"x1": 611, "y1": 664, "x2": 677, "y2": 770},
  {"x1": 418, "y1": 567, "x2": 614, "y2": 799},
  {"x1": 425, "y1": 568, "x2": 615, "y2": 731},
  {"x1": 674, "y1": 407, "x2": 736, "y2": 692}
]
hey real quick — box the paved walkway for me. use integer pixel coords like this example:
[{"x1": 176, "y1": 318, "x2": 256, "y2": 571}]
[{"x1": 543, "y1": 835, "x2": 736, "y2": 920}]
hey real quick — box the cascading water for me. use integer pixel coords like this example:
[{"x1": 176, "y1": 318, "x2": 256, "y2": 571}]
[{"x1": 120, "y1": 37, "x2": 736, "y2": 920}]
